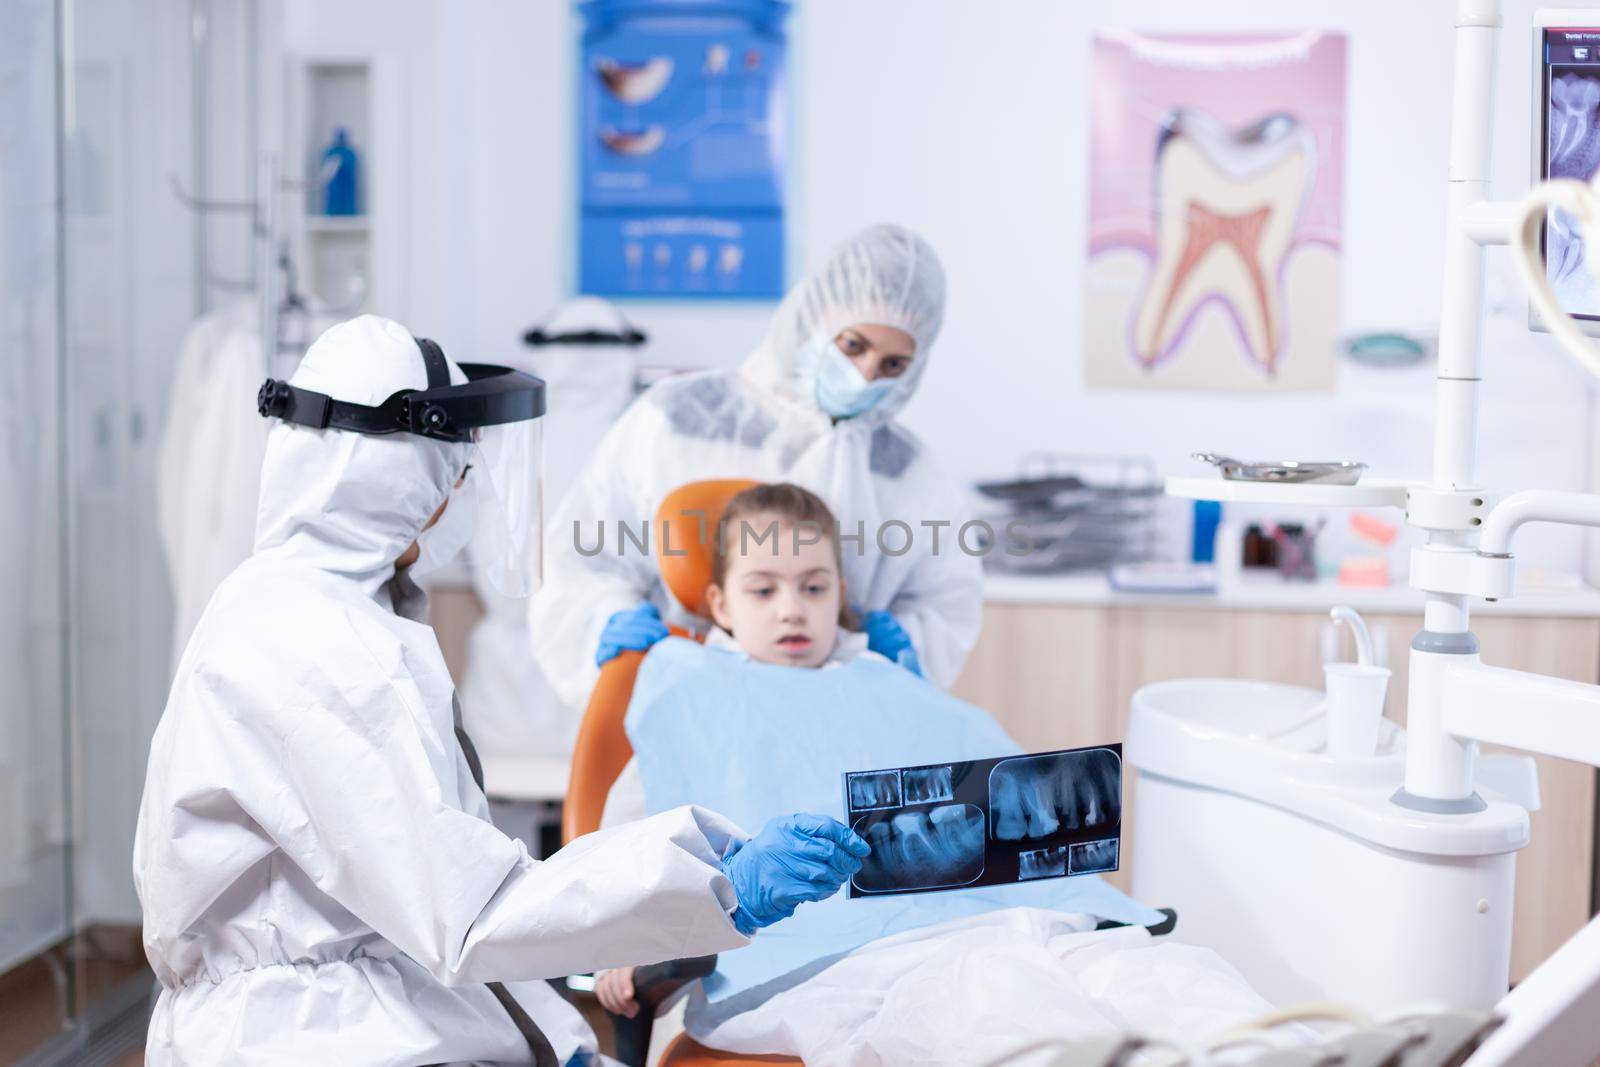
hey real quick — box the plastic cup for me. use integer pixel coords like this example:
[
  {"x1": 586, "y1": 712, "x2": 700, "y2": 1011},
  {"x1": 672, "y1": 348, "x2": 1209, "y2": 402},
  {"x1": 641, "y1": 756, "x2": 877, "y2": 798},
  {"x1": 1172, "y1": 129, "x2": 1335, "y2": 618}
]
[{"x1": 1323, "y1": 663, "x2": 1390, "y2": 760}]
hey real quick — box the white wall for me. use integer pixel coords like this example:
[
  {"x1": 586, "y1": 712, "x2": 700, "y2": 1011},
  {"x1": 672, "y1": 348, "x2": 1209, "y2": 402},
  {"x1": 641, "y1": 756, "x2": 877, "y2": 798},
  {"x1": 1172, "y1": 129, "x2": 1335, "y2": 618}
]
[{"x1": 283, "y1": 0, "x2": 1598, "y2": 574}]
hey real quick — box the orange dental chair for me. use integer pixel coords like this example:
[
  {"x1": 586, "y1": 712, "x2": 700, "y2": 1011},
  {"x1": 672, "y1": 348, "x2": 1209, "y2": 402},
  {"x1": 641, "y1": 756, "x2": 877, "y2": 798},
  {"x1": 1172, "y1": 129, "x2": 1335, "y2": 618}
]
[{"x1": 561, "y1": 479, "x2": 792, "y2": 1067}]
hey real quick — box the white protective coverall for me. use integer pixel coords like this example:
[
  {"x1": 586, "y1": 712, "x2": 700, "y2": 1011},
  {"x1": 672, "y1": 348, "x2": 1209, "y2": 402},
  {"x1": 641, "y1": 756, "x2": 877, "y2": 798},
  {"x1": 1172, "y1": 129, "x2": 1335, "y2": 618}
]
[
  {"x1": 133, "y1": 315, "x2": 749, "y2": 1066},
  {"x1": 530, "y1": 224, "x2": 984, "y2": 710},
  {"x1": 459, "y1": 297, "x2": 639, "y2": 760}
]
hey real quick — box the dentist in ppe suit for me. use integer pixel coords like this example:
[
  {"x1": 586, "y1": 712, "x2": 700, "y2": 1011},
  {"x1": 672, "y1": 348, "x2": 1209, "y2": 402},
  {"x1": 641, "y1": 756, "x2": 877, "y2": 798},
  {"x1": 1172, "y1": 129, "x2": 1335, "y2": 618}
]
[
  {"x1": 532, "y1": 224, "x2": 983, "y2": 711},
  {"x1": 132, "y1": 315, "x2": 867, "y2": 1066}
]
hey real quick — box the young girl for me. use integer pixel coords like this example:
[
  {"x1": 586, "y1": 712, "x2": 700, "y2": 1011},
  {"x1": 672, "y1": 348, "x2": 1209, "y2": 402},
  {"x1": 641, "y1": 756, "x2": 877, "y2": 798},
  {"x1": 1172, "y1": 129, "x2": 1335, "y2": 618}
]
[{"x1": 595, "y1": 481, "x2": 880, "y2": 1020}]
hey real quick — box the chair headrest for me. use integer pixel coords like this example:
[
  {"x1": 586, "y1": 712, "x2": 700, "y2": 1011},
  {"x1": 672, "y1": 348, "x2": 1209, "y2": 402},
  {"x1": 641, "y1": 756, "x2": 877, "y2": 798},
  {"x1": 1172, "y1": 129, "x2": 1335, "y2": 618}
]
[{"x1": 654, "y1": 479, "x2": 761, "y2": 618}]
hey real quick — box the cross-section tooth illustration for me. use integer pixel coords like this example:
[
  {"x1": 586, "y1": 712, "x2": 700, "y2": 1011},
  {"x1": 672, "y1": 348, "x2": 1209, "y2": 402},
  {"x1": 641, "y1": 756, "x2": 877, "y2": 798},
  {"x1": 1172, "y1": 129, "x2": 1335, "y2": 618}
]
[{"x1": 1133, "y1": 109, "x2": 1315, "y2": 373}]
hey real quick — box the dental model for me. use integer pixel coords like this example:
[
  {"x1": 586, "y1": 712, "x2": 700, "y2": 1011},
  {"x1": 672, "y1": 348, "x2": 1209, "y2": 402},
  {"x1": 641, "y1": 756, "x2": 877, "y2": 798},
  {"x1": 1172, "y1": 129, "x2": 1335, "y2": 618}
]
[
  {"x1": 595, "y1": 56, "x2": 673, "y2": 105},
  {"x1": 1133, "y1": 109, "x2": 1316, "y2": 374}
]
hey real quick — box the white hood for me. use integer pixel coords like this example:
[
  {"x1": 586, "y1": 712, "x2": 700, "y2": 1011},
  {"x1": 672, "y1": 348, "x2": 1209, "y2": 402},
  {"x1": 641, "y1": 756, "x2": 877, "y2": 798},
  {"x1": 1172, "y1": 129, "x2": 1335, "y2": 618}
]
[
  {"x1": 739, "y1": 223, "x2": 948, "y2": 427},
  {"x1": 252, "y1": 315, "x2": 472, "y2": 597}
]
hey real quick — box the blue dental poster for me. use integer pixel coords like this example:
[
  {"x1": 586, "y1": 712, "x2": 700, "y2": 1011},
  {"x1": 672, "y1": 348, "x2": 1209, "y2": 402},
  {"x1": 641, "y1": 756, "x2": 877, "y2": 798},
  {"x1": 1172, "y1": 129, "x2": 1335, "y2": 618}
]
[{"x1": 577, "y1": 0, "x2": 788, "y2": 299}]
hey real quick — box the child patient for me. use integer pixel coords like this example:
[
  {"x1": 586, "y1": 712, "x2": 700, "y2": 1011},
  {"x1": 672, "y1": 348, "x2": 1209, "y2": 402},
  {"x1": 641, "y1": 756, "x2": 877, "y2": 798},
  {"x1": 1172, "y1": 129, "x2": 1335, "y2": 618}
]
[{"x1": 596, "y1": 481, "x2": 882, "y2": 1019}]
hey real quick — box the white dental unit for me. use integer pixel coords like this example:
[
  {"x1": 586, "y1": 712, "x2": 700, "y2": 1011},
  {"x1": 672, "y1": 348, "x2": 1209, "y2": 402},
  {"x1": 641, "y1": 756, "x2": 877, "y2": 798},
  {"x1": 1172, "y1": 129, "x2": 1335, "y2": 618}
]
[{"x1": 1140, "y1": 3, "x2": 1600, "y2": 1063}]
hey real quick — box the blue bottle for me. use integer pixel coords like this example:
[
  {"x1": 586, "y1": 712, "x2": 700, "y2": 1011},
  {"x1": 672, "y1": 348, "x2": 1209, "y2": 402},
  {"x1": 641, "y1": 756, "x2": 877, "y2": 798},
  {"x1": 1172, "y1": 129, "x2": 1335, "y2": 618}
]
[
  {"x1": 322, "y1": 127, "x2": 359, "y2": 216},
  {"x1": 1191, "y1": 499, "x2": 1222, "y2": 563}
]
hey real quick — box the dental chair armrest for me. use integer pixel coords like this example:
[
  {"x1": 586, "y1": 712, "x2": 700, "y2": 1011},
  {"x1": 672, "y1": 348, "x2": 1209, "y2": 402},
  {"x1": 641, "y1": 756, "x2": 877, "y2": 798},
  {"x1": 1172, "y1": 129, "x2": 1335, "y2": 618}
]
[
  {"x1": 1095, "y1": 907, "x2": 1178, "y2": 937},
  {"x1": 606, "y1": 955, "x2": 719, "y2": 1067},
  {"x1": 633, "y1": 954, "x2": 718, "y2": 1011}
]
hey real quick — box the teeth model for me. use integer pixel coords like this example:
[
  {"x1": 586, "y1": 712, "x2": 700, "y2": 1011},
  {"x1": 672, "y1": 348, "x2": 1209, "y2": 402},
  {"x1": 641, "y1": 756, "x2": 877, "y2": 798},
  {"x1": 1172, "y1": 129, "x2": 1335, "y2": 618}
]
[
  {"x1": 1133, "y1": 109, "x2": 1315, "y2": 374},
  {"x1": 595, "y1": 56, "x2": 673, "y2": 104}
]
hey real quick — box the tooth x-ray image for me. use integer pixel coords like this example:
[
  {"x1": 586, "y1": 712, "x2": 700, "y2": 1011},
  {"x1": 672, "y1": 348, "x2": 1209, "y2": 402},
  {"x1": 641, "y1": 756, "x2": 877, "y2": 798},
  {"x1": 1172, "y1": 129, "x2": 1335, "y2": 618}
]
[
  {"x1": 843, "y1": 745, "x2": 1123, "y2": 898},
  {"x1": 1545, "y1": 65, "x2": 1600, "y2": 317},
  {"x1": 903, "y1": 765, "x2": 954, "y2": 804},
  {"x1": 846, "y1": 770, "x2": 902, "y2": 810},
  {"x1": 1070, "y1": 839, "x2": 1120, "y2": 875},
  {"x1": 854, "y1": 804, "x2": 986, "y2": 892},
  {"x1": 1018, "y1": 845, "x2": 1068, "y2": 881},
  {"x1": 989, "y1": 748, "x2": 1120, "y2": 841}
]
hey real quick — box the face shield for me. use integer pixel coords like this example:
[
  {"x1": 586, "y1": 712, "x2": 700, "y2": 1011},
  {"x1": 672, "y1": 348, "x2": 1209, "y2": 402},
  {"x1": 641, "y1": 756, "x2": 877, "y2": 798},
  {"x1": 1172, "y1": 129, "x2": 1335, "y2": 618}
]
[
  {"x1": 258, "y1": 335, "x2": 547, "y2": 596},
  {"x1": 465, "y1": 418, "x2": 544, "y2": 597}
]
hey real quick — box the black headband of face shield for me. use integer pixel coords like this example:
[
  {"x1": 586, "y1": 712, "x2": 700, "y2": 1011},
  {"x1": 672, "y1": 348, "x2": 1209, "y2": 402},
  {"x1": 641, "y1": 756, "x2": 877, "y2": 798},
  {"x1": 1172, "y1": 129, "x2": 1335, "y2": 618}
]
[
  {"x1": 257, "y1": 336, "x2": 546, "y2": 443},
  {"x1": 521, "y1": 326, "x2": 646, "y2": 347}
]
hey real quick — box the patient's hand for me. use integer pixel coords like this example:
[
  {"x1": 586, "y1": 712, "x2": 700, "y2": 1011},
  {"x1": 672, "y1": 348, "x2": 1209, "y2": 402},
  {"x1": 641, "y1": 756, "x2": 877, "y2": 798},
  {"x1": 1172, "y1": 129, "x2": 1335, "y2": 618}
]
[{"x1": 595, "y1": 966, "x2": 639, "y2": 1018}]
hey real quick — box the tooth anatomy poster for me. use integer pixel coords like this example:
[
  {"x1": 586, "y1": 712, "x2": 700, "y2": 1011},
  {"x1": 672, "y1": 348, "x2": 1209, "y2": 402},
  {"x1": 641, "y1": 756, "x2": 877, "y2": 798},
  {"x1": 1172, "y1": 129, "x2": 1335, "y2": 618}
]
[
  {"x1": 842, "y1": 744, "x2": 1123, "y2": 899},
  {"x1": 1085, "y1": 31, "x2": 1346, "y2": 391},
  {"x1": 577, "y1": 0, "x2": 787, "y2": 300}
]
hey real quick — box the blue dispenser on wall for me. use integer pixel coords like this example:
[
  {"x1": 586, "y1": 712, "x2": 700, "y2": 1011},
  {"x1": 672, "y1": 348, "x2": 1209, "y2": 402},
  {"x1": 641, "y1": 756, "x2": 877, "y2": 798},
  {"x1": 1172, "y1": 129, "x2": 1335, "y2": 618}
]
[{"x1": 321, "y1": 127, "x2": 359, "y2": 216}]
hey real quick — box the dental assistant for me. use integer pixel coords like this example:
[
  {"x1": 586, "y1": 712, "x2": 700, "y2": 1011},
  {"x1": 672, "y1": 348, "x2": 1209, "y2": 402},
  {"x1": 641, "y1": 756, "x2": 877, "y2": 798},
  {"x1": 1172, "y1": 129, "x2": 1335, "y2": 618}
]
[
  {"x1": 532, "y1": 224, "x2": 984, "y2": 708},
  {"x1": 132, "y1": 316, "x2": 867, "y2": 1066}
]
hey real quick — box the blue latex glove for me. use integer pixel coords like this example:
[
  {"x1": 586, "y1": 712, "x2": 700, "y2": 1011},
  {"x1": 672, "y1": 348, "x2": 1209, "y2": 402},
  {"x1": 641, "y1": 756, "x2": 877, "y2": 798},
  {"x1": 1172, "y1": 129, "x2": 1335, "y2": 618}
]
[
  {"x1": 860, "y1": 609, "x2": 923, "y2": 677},
  {"x1": 594, "y1": 602, "x2": 670, "y2": 667},
  {"x1": 720, "y1": 813, "x2": 871, "y2": 935}
]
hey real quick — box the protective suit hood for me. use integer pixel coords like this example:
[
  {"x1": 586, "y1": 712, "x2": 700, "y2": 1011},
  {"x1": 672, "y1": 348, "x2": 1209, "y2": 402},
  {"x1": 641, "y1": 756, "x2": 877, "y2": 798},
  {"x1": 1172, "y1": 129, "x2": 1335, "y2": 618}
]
[
  {"x1": 739, "y1": 223, "x2": 947, "y2": 427},
  {"x1": 253, "y1": 315, "x2": 471, "y2": 597}
]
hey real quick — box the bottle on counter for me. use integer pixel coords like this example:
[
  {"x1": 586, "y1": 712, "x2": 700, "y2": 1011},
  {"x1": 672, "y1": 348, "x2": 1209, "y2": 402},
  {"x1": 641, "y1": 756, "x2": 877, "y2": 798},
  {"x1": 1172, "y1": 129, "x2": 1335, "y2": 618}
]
[{"x1": 321, "y1": 127, "x2": 360, "y2": 216}]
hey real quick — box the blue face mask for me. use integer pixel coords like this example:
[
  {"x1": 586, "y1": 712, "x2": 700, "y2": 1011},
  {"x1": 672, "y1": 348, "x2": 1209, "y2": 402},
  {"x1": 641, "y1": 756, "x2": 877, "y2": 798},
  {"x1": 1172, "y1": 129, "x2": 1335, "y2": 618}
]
[{"x1": 811, "y1": 339, "x2": 897, "y2": 419}]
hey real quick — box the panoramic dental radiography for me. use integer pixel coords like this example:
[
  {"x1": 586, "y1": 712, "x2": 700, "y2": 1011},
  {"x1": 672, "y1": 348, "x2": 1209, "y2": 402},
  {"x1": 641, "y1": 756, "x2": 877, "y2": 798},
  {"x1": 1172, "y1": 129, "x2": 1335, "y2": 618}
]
[{"x1": 854, "y1": 804, "x2": 987, "y2": 893}]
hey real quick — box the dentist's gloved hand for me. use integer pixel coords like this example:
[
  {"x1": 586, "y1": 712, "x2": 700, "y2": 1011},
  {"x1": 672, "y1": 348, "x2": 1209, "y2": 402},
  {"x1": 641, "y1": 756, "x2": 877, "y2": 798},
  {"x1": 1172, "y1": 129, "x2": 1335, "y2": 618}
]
[
  {"x1": 860, "y1": 609, "x2": 923, "y2": 677},
  {"x1": 594, "y1": 602, "x2": 670, "y2": 667},
  {"x1": 720, "y1": 813, "x2": 870, "y2": 935}
]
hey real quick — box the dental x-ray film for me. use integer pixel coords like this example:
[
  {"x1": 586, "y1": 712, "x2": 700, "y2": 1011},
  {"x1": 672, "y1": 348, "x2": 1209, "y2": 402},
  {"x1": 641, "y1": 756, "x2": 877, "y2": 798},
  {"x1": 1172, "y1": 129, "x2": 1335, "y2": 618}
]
[
  {"x1": 1541, "y1": 28, "x2": 1600, "y2": 321},
  {"x1": 842, "y1": 744, "x2": 1123, "y2": 898}
]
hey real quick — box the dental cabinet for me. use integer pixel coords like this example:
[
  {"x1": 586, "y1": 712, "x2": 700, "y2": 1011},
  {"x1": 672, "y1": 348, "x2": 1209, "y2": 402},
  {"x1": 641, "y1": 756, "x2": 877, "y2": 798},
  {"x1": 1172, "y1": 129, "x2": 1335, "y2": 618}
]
[{"x1": 950, "y1": 574, "x2": 1600, "y2": 985}]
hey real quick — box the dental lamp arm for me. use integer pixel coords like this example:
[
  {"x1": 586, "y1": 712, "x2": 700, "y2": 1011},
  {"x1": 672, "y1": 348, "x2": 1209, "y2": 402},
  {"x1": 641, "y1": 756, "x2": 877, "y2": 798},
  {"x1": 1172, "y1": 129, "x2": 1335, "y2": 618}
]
[
  {"x1": 1478, "y1": 490, "x2": 1600, "y2": 557},
  {"x1": 1442, "y1": 659, "x2": 1600, "y2": 768}
]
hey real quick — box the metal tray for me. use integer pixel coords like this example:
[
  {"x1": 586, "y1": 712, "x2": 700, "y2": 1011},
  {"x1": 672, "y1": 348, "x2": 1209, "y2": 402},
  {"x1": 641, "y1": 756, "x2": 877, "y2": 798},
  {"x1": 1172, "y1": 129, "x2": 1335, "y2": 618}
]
[{"x1": 1192, "y1": 452, "x2": 1366, "y2": 486}]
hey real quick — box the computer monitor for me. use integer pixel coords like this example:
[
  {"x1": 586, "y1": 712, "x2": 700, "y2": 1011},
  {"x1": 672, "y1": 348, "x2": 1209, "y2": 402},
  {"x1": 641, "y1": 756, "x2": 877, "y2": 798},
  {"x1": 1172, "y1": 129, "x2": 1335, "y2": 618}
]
[{"x1": 1534, "y1": 10, "x2": 1600, "y2": 335}]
